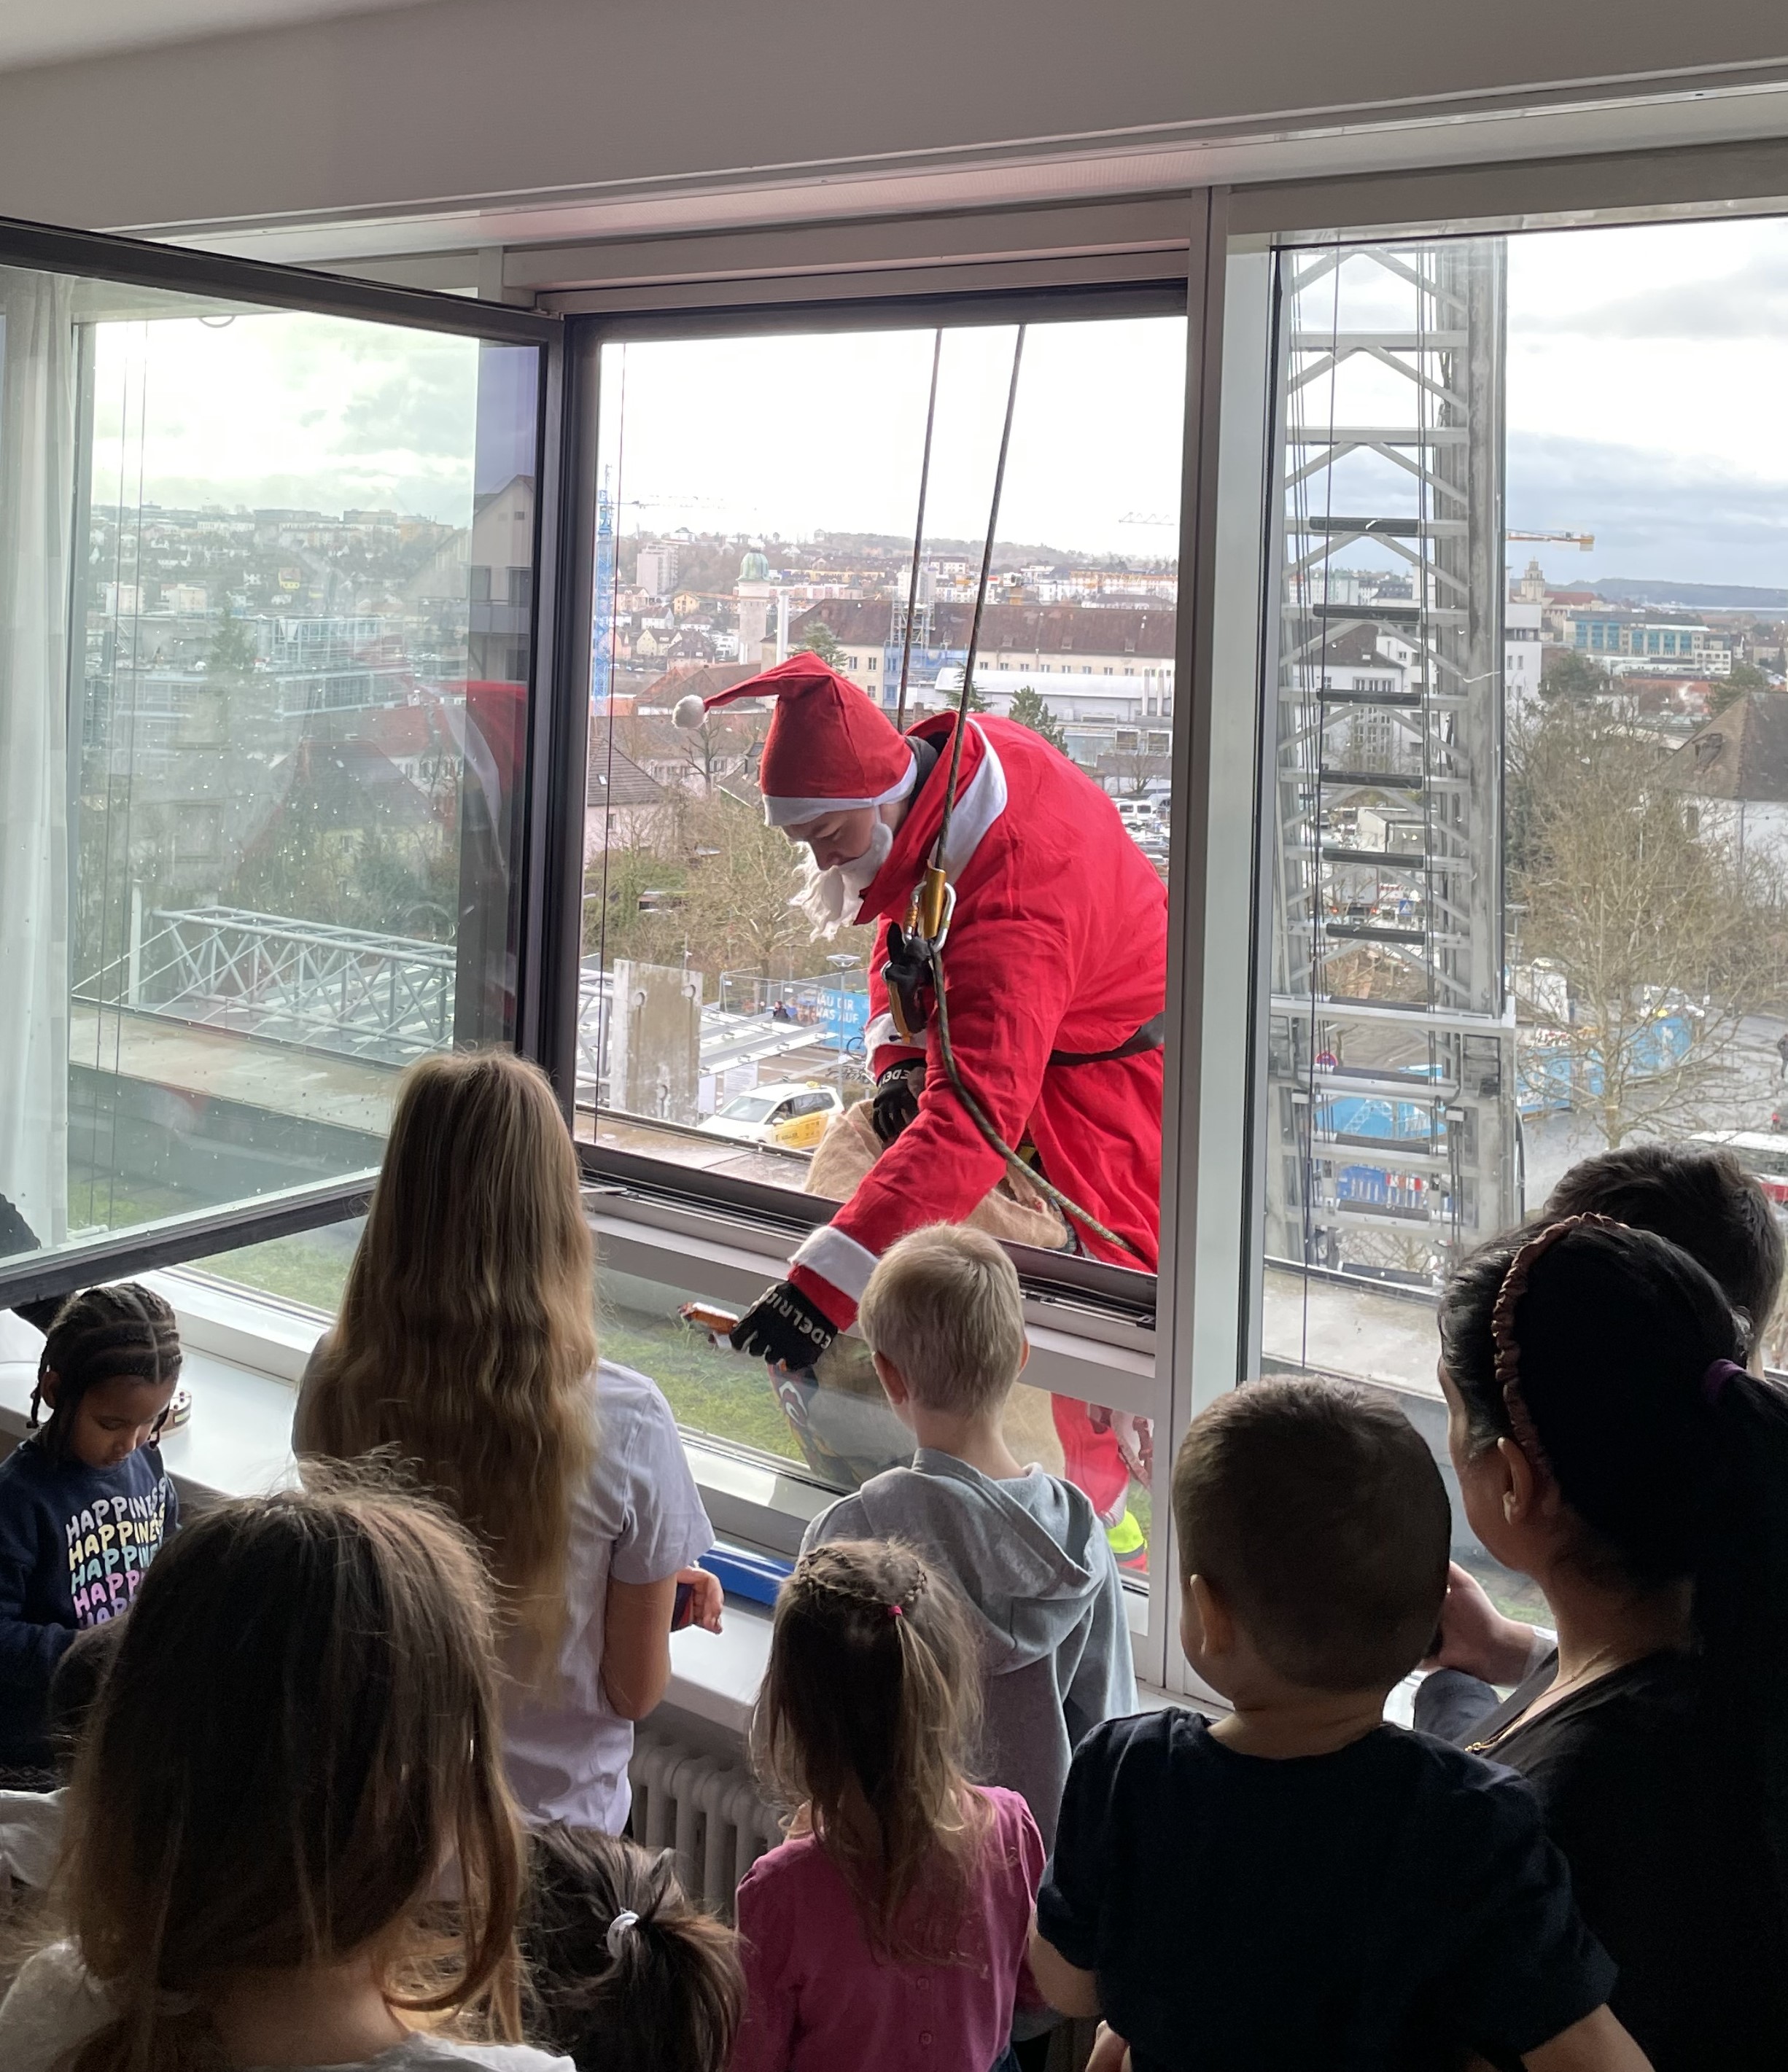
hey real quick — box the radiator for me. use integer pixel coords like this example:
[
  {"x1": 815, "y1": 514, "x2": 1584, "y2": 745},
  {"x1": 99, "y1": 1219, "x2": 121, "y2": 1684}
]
[{"x1": 629, "y1": 1728, "x2": 782, "y2": 1917}]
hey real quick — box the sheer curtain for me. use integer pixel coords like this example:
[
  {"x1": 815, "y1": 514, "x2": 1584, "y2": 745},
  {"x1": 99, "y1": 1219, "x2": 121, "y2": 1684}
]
[{"x1": 0, "y1": 269, "x2": 76, "y2": 1255}]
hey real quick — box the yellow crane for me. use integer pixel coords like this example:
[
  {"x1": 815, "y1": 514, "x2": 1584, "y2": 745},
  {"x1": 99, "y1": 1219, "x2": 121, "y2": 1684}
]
[{"x1": 1507, "y1": 528, "x2": 1595, "y2": 550}]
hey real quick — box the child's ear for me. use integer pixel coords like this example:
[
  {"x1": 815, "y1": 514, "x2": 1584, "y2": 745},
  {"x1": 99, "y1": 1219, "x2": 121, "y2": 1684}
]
[
  {"x1": 1017, "y1": 1339, "x2": 1031, "y2": 1375},
  {"x1": 871, "y1": 1352, "x2": 909, "y2": 1409},
  {"x1": 36, "y1": 1369, "x2": 59, "y2": 1411},
  {"x1": 1186, "y1": 1573, "x2": 1234, "y2": 1659}
]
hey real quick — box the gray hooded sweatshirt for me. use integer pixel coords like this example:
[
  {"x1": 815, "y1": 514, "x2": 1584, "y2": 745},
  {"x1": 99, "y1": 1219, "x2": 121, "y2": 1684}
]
[{"x1": 801, "y1": 1448, "x2": 1137, "y2": 1845}]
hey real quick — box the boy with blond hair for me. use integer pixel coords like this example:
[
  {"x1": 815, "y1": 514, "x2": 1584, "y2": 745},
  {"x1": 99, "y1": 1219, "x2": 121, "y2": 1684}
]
[{"x1": 802, "y1": 1223, "x2": 1135, "y2": 1847}]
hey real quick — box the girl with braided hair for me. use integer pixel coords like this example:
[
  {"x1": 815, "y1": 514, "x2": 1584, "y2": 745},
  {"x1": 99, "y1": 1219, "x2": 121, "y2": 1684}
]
[
  {"x1": 0, "y1": 1285, "x2": 179, "y2": 1780},
  {"x1": 733, "y1": 1540, "x2": 1045, "y2": 2072},
  {"x1": 1437, "y1": 1215, "x2": 1788, "y2": 2071}
]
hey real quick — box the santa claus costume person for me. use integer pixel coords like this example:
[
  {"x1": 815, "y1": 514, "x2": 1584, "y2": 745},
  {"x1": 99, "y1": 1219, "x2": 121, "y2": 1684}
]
[{"x1": 679, "y1": 655, "x2": 1166, "y2": 1547}]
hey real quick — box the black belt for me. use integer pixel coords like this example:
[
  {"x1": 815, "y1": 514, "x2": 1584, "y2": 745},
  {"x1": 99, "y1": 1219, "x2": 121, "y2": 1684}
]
[{"x1": 1049, "y1": 1012, "x2": 1165, "y2": 1068}]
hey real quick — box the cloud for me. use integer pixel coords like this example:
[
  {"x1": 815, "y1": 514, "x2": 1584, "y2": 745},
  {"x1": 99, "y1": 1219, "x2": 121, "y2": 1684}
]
[
  {"x1": 1507, "y1": 432, "x2": 1788, "y2": 588},
  {"x1": 1517, "y1": 264, "x2": 1788, "y2": 340}
]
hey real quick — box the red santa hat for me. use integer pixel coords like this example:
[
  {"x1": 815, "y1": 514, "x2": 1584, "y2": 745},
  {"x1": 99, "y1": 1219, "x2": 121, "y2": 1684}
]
[{"x1": 673, "y1": 653, "x2": 917, "y2": 827}]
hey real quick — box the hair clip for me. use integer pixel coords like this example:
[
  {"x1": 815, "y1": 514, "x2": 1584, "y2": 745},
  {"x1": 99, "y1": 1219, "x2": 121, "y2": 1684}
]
[{"x1": 606, "y1": 1909, "x2": 640, "y2": 1959}]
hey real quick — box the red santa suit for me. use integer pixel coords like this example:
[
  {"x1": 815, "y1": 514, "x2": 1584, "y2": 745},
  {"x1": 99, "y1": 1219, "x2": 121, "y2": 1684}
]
[{"x1": 680, "y1": 659, "x2": 1165, "y2": 1518}]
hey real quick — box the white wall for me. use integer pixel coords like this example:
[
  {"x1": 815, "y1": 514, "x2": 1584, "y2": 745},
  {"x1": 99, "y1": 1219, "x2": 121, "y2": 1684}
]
[{"x1": 0, "y1": 0, "x2": 1784, "y2": 255}]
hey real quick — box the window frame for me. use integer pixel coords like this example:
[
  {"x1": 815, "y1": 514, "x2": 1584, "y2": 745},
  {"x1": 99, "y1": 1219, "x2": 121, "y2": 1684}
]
[
  {"x1": 17, "y1": 139, "x2": 1783, "y2": 1694},
  {"x1": 556, "y1": 258, "x2": 1206, "y2": 1681},
  {"x1": 0, "y1": 211, "x2": 567, "y2": 1315}
]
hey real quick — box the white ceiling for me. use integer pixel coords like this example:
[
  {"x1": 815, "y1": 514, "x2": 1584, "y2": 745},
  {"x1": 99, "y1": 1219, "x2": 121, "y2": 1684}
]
[{"x1": 0, "y1": 0, "x2": 422, "y2": 72}]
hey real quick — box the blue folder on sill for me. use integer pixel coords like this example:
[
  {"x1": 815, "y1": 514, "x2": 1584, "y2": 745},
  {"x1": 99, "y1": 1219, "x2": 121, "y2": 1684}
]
[{"x1": 698, "y1": 1544, "x2": 793, "y2": 1607}]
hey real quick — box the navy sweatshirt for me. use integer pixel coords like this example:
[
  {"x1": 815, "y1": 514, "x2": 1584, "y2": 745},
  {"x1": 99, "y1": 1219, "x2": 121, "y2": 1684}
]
[{"x1": 0, "y1": 1437, "x2": 176, "y2": 1765}]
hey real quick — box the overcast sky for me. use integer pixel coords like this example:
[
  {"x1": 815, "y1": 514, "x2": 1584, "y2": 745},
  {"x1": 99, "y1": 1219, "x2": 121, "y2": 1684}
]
[{"x1": 69, "y1": 212, "x2": 1788, "y2": 585}]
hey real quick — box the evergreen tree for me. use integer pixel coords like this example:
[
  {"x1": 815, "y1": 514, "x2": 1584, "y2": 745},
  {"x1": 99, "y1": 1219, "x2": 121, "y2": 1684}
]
[
  {"x1": 799, "y1": 620, "x2": 844, "y2": 668},
  {"x1": 1008, "y1": 683, "x2": 1068, "y2": 752}
]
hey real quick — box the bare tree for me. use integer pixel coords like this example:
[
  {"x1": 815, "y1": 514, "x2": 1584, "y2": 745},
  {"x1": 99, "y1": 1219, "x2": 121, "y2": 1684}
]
[
  {"x1": 1509, "y1": 693, "x2": 1788, "y2": 1146},
  {"x1": 675, "y1": 791, "x2": 874, "y2": 984}
]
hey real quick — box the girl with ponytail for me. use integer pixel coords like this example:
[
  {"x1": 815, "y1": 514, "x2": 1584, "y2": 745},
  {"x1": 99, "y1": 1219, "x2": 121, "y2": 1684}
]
[
  {"x1": 734, "y1": 1541, "x2": 1045, "y2": 2072},
  {"x1": 521, "y1": 1824, "x2": 742, "y2": 2072},
  {"x1": 1437, "y1": 1215, "x2": 1788, "y2": 2071}
]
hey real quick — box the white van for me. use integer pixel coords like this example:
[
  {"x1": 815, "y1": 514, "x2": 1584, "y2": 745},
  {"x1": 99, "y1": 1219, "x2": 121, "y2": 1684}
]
[{"x1": 1114, "y1": 798, "x2": 1159, "y2": 830}]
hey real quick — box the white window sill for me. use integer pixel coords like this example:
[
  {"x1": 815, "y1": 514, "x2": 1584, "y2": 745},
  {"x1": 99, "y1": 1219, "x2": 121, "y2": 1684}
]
[{"x1": 0, "y1": 1278, "x2": 1173, "y2": 1740}]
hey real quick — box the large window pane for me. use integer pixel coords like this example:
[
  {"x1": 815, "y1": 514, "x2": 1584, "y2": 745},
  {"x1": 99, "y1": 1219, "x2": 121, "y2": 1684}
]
[
  {"x1": 581, "y1": 315, "x2": 1182, "y2": 1573},
  {"x1": 1250, "y1": 219, "x2": 1788, "y2": 1615},
  {"x1": 0, "y1": 264, "x2": 540, "y2": 1273}
]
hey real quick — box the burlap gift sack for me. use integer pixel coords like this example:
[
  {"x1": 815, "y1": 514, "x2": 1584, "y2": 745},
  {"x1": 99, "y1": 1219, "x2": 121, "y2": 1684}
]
[
  {"x1": 806, "y1": 1099, "x2": 1072, "y2": 1254},
  {"x1": 789, "y1": 1100, "x2": 1068, "y2": 1483}
]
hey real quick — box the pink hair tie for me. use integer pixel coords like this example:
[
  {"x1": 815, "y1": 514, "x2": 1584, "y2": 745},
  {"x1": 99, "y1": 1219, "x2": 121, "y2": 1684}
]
[
  {"x1": 887, "y1": 1603, "x2": 904, "y2": 1619},
  {"x1": 1701, "y1": 1358, "x2": 1746, "y2": 1406}
]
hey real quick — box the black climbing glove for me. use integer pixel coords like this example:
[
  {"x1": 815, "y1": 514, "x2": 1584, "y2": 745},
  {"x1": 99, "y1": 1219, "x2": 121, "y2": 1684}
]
[
  {"x1": 870, "y1": 1060, "x2": 926, "y2": 1146},
  {"x1": 730, "y1": 1279, "x2": 839, "y2": 1369}
]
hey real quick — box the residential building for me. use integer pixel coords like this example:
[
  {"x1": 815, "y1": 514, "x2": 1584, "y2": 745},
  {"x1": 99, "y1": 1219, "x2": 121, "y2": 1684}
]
[
  {"x1": 791, "y1": 599, "x2": 1178, "y2": 716},
  {"x1": 1671, "y1": 692, "x2": 1788, "y2": 868}
]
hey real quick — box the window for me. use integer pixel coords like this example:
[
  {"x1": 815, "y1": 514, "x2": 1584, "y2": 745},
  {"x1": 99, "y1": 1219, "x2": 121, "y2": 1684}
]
[
  {"x1": 1227, "y1": 212, "x2": 1788, "y2": 1621},
  {"x1": 0, "y1": 254, "x2": 545, "y2": 1285},
  {"x1": 580, "y1": 311, "x2": 1184, "y2": 1594}
]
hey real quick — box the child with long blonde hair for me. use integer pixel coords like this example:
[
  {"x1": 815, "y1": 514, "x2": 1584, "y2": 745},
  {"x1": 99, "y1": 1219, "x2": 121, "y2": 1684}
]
[
  {"x1": 0, "y1": 1483, "x2": 571, "y2": 2071},
  {"x1": 733, "y1": 1540, "x2": 1044, "y2": 2072},
  {"x1": 297, "y1": 1049, "x2": 719, "y2": 1833}
]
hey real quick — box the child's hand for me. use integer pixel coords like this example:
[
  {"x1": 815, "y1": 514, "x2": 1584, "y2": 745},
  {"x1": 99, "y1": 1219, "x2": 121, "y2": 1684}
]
[
  {"x1": 1421, "y1": 1562, "x2": 1537, "y2": 1683},
  {"x1": 675, "y1": 1566, "x2": 725, "y2": 1635},
  {"x1": 1087, "y1": 2023, "x2": 1132, "y2": 2072}
]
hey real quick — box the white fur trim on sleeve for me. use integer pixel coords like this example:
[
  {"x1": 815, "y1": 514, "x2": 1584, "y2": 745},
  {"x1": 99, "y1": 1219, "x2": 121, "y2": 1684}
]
[
  {"x1": 673, "y1": 694, "x2": 708, "y2": 732},
  {"x1": 791, "y1": 1224, "x2": 881, "y2": 1306},
  {"x1": 864, "y1": 1013, "x2": 918, "y2": 1059}
]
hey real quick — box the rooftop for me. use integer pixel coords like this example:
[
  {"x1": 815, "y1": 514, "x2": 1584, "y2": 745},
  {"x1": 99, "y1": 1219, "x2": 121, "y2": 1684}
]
[{"x1": 1671, "y1": 692, "x2": 1788, "y2": 801}]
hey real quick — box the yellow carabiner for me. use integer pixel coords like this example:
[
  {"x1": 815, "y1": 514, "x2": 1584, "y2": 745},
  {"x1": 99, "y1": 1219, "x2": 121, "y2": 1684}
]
[{"x1": 917, "y1": 862, "x2": 951, "y2": 945}]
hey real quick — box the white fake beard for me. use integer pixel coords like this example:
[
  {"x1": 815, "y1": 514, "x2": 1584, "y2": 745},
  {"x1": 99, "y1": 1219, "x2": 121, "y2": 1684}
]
[{"x1": 792, "y1": 817, "x2": 894, "y2": 939}]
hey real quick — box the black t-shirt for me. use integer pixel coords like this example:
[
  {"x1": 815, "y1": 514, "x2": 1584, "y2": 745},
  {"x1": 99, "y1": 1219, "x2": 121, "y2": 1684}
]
[
  {"x1": 1035, "y1": 1709, "x2": 1614, "y2": 2072},
  {"x1": 1462, "y1": 1654, "x2": 1788, "y2": 2072}
]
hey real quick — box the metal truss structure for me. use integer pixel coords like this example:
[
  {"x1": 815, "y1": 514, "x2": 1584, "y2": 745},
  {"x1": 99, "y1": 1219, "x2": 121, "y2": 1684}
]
[
  {"x1": 1264, "y1": 240, "x2": 1520, "y2": 1280},
  {"x1": 77, "y1": 907, "x2": 456, "y2": 1067}
]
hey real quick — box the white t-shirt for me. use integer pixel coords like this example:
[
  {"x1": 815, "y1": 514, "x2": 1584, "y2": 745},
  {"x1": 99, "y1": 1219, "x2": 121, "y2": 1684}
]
[
  {"x1": 0, "y1": 1943, "x2": 572, "y2": 2072},
  {"x1": 0, "y1": 1787, "x2": 63, "y2": 1887},
  {"x1": 502, "y1": 1360, "x2": 713, "y2": 1834}
]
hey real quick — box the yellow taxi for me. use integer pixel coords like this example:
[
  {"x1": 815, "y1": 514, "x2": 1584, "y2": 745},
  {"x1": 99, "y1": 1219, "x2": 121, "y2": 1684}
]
[{"x1": 698, "y1": 1080, "x2": 844, "y2": 1151}]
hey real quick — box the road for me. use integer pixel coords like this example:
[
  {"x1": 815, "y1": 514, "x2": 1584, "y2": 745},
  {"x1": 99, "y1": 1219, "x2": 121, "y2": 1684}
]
[{"x1": 1520, "y1": 1008, "x2": 1788, "y2": 1208}]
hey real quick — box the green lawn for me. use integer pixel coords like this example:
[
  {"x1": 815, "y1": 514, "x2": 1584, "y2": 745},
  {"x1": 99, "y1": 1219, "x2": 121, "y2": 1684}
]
[{"x1": 200, "y1": 1226, "x2": 361, "y2": 1315}]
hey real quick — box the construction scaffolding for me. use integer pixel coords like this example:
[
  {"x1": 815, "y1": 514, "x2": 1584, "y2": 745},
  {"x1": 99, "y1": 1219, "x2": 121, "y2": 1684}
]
[{"x1": 1264, "y1": 239, "x2": 1520, "y2": 1284}]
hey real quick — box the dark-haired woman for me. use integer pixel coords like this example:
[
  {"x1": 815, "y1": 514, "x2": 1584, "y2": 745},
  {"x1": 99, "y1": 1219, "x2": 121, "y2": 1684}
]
[
  {"x1": 0, "y1": 1285, "x2": 179, "y2": 1780},
  {"x1": 1434, "y1": 1215, "x2": 1788, "y2": 2071}
]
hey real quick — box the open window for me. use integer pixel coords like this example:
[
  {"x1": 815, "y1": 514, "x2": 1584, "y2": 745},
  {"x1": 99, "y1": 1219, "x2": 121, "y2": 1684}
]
[
  {"x1": 575, "y1": 301, "x2": 1188, "y2": 1627},
  {"x1": 0, "y1": 230, "x2": 557, "y2": 1316}
]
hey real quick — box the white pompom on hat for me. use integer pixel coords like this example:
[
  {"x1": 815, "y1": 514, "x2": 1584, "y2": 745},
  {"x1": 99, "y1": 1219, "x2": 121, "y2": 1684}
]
[{"x1": 674, "y1": 653, "x2": 917, "y2": 826}]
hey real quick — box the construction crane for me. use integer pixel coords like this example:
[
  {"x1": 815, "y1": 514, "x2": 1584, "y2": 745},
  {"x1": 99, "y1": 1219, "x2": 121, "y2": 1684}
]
[{"x1": 1507, "y1": 529, "x2": 1595, "y2": 550}]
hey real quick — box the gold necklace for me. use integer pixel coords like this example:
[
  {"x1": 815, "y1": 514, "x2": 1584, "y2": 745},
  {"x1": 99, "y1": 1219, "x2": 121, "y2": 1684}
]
[{"x1": 1466, "y1": 1644, "x2": 1636, "y2": 1754}]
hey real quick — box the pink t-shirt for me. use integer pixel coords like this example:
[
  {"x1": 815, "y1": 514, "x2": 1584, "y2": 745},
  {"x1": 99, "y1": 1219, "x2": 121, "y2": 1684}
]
[{"x1": 731, "y1": 1786, "x2": 1043, "y2": 2072}]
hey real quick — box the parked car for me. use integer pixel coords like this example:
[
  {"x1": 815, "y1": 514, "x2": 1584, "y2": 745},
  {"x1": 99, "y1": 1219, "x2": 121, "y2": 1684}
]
[{"x1": 698, "y1": 1080, "x2": 843, "y2": 1150}]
